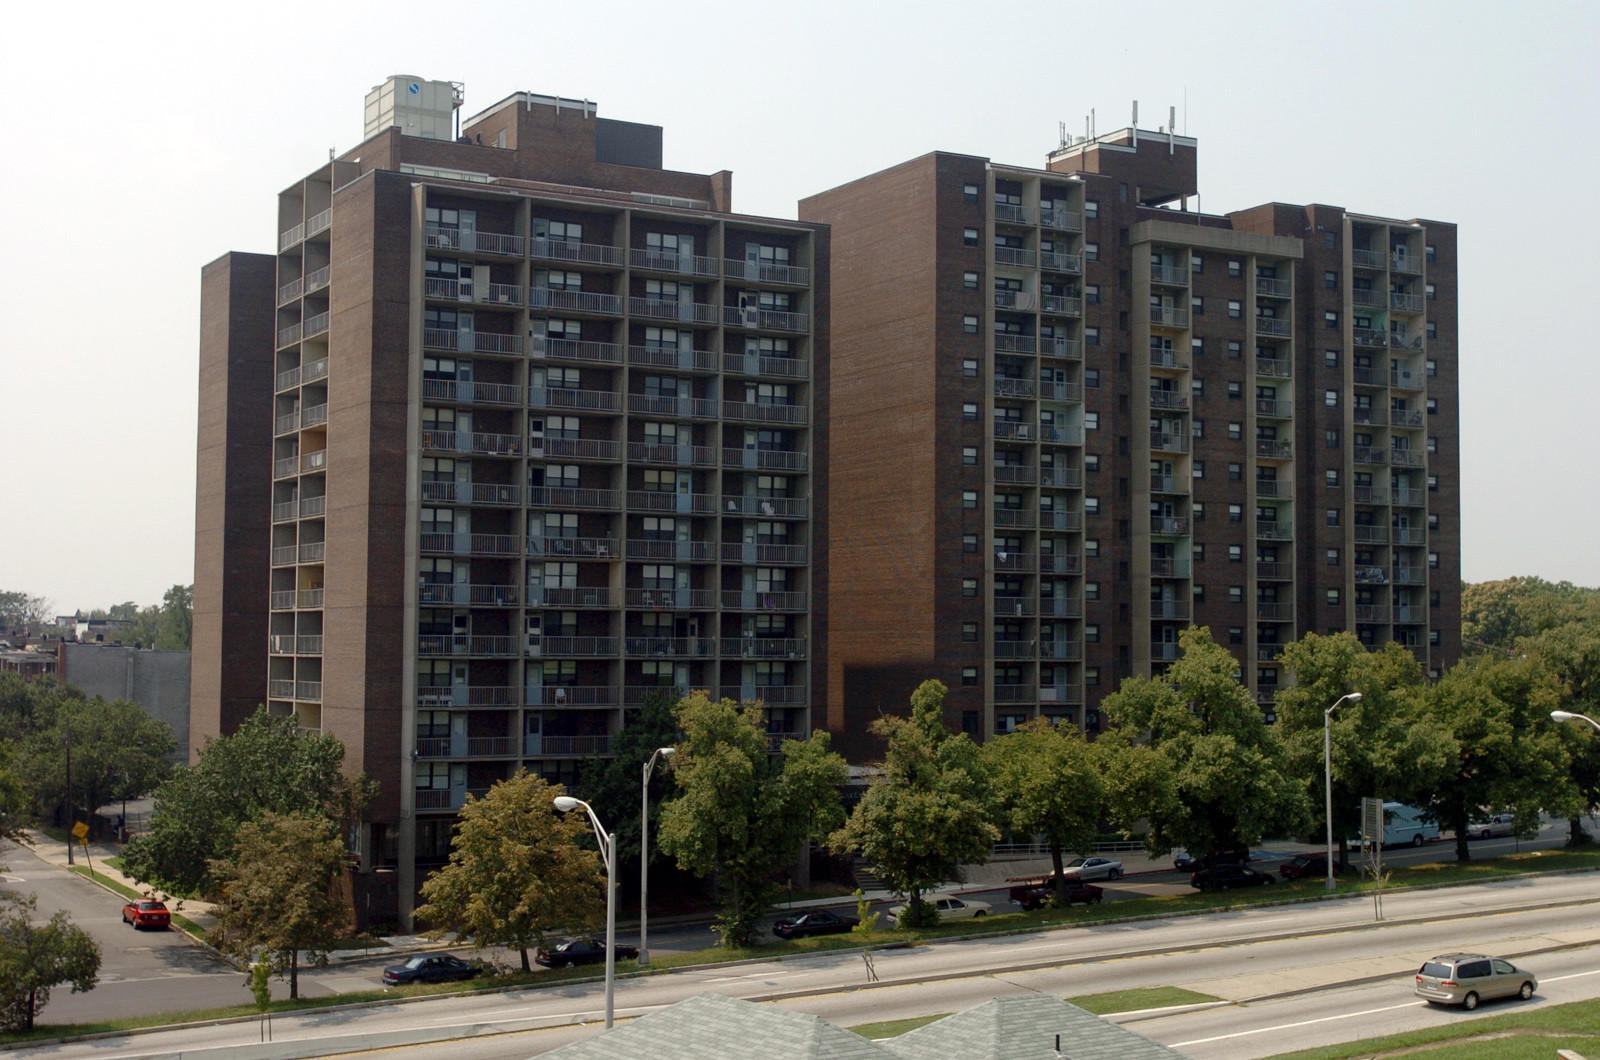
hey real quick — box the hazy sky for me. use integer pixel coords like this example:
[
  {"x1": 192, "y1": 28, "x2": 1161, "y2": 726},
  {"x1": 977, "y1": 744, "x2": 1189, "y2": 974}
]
[{"x1": 2, "y1": 0, "x2": 1595, "y2": 614}]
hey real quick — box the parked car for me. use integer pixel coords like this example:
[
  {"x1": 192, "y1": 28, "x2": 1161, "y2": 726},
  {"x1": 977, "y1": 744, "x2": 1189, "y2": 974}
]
[
  {"x1": 1277, "y1": 852, "x2": 1332, "y2": 881},
  {"x1": 381, "y1": 953, "x2": 480, "y2": 985},
  {"x1": 535, "y1": 937, "x2": 640, "y2": 968},
  {"x1": 1415, "y1": 953, "x2": 1537, "y2": 1009},
  {"x1": 121, "y1": 899, "x2": 170, "y2": 930},
  {"x1": 1190, "y1": 865, "x2": 1275, "y2": 891},
  {"x1": 1007, "y1": 876, "x2": 1104, "y2": 911},
  {"x1": 1061, "y1": 856, "x2": 1123, "y2": 881},
  {"x1": 772, "y1": 909, "x2": 858, "y2": 939},
  {"x1": 885, "y1": 894, "x2": 992, "y2": 924},
  {"x1": 1469, "y1": 813, "x2": 1519, "y2": 839},
  {"x1": 1174, "y1": 847, "x2": 1248, "y2": 872}
]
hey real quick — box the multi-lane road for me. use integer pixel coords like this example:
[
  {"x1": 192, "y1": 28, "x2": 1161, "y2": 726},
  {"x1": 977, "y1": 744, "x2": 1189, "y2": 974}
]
[{"x1": 5, "y1": 838, "x2": 1596, "y2": 1059}]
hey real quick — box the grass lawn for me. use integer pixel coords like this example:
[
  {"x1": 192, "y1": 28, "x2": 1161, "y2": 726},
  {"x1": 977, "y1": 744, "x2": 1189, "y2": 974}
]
[
  {"x1": 1066, "y1": 986, "x2": 1219, "y2": 1014},
  {"x1": 1263, "y1": 996, "x2": 1600, "y2": 1059}
]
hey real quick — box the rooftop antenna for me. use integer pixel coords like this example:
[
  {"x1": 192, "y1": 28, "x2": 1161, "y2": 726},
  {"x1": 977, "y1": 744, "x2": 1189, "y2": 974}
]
[
  {"x1": 1132, "y1": 100, "x2": 1139, "y2": 148},
  {"x1": 1169, "y1": 106, "x2": 1177, "y2": 155}
]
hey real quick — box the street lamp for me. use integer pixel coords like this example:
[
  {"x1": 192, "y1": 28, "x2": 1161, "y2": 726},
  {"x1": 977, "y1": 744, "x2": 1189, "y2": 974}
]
[
  {"x1": 554, "y1": 794, "x2": 617, "y2": 1029},
  {"x1": 1551, "y1": 710, "x2": 1600, "y2": 733},
  {"x1": 64, "y1": 721, "x2": 74, "y2": 866},
  {"x1": 638, "y1": 746, "x2": 676, "y2": 968},
  {"x1": 1325, "y1": 692, "x2": 1363, "y2": 892}
]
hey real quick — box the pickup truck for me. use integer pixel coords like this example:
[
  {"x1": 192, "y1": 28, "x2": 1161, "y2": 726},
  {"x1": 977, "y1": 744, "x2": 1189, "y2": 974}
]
[{"x1": 1007, "y1": 875, "x2": 1104, "y2": 911}]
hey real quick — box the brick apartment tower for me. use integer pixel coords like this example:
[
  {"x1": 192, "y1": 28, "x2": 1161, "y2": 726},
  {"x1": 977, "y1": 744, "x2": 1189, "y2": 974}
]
[
  {"x1": 801, "y1": 127, "x2": 1458, "y2": 758},
  {"x1": 195, "y1": 78, "x2": 828, "y2": 924}
]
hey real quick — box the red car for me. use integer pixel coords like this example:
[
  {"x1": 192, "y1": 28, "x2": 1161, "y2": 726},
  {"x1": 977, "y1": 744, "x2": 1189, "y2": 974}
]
[{"x1": 122, "y1": 899, "x2": 171, "y2": 930}]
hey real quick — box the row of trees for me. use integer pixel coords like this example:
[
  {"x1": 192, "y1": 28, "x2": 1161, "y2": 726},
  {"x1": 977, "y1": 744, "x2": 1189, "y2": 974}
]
[{"x1": 0, "y1": 584, "x2": 193, "y2": 650}]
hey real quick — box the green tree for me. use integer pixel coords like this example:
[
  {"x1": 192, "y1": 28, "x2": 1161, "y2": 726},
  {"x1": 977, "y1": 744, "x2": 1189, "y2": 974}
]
[
  {"x1": 1099, "y1": 628, "x2": 1307, "y2": 867},
  {"x1": 1461, "y1": 577, "x2": 1597, "y2": 655},
  {"x1": 0, "y1": 890, "x2": 101, "y2": 1031},
  {"x1": 1272, "y1": 633, "x2": 1454, "y2": 867},
  {"x1": 18, "y1": 695, "x2": 176, "y2": 836},
  {"x1": 0, "y1": 591, "x2": 51, "y2": 630},
  {"x1": 983, "y1": 718, "x2": 1105, "y2": 906},
  {"x1": 122, "y1": 710, "x2": 375, "y2": 896},
  {"x1": 658, "y1": 691, "x2": 846, "y2": 947},
  {"x1": 829, "y1": 680, "x2": 997, "y2": 928},
  {"x1": 1524, "y1": 618, "x2": 1600, "y2": 844},
  {"x1": 209, "y1": 812, "x2": 351, "y2": 1000},
  {"x1": 1424, "y1": 654, "x2": 1570, "y2": 861},
  {"x1": 0, "y1": 741, "x2": 29, "y2": 848},
  {"x1": 416, "y1": 770, "x2": 603, "y2": 971},
  {"x1": 575, "y1": 694, "x2": 680, "y2": 892}
]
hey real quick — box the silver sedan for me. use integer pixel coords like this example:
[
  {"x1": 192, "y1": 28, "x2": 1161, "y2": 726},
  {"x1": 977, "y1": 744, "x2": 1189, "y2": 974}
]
[{"x1": 1061, "y1": 856, "x2": 1124, "y2": 881}]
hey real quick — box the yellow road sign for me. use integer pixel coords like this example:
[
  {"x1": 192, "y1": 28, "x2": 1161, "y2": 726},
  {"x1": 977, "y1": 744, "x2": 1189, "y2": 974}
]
[{"x1": 71, "y1": 821, "x2": 89, "y2": 839}]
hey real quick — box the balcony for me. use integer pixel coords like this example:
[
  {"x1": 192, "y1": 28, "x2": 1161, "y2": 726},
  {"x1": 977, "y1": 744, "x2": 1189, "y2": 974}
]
[
  {"x1": 994, "y1": 377, "x2": 1037, "y2": 400},
  {"x1": 1040, "y1": 466, "x2": 1081, "y2": 489},
  {"x1": 1254, "y1": 478, "x2": 1291, "y2": 499},
  {"x1": 1355, "y1": 604, "x2": 1392, "y2": 624},
  {"x1": 1390, "y1": 369, "x2": 1424, "y2": 391},
  {"x1": 425, "y1": 226, "x2": 524, "y2": 257},
  {"x1": 529, "y1": 387, "x2": 623, "y2": 414},
  {"x1": 531, "y1": 685, "x2": 619, "y2": 708},
  {"x1": 1149, "y1": 557, "x2": 1190, "y2": 578},
  {"x1": 628, "y1": 297, "x2": 719, "y2": 325},
  {"x1": 994, "y1": 334, "x2": 1036, "y2": 354},
  {"x1": 1393, "y1": 526, "x2": 1427, "y2": 546},
  {"x1": 1040, "y1": 251, "x2": 1081, "y2": 274},
  {"x1": 1255, "y1": 439, "x2": 1292, "y2": 460},
  {"x1": 1039, "y1": 595, "x2": 1083, "y2": 618},
  {"x1": 1353, "y1": 445, "x2": 1387, "y2": 466},
  {"x1": 628, "y1": 248, "x2": 719, "y2": 277},
  {"x1": 542, "y1": 438, "x2": 624, "y2": 465},
  {"x1": 1150, "y1": 431, "x2": 1190, "y2": 453},
  {"x1": 1040, "y1": 552, "x2": 1082, "y2": 575},
  {"x1": 1255, "y1": 602, "x2": 1293, "y2": 621},
  {"x1": 419, "y1": 532, "x2": 521, "y2": 555},
  {"x1": 1151, "y1": 642, "x2": 1180, "y2": 662},
  {"x1": 993, "y1": 465, "x2": 1036, "y2": 487},
  {"x1": 1149, "y1": 305, "x2": 1189, "y2": 328},
  {"x1": 1392, "y1": 487, "x2": 1426, "y2": 506},
  {"x1": 278, "y1": 277, "x2": 303, "y2": 305},
  {"x1": 1039, "y1": 381, "x2": 1081, "y2": 403},
  {"x1": 718, "y1": 684, "x2": 808, "y2": 706},
  {"x1": 1257, "y1": 561, "x2": 1290, "y2": 581},
  {"x1": 1151, "y1": 516, "x2": 1189, "y2": 536},
  {"x1": 725, "y1": 306, "x2": 810, "y2": 333},
  {"x1": 1041, "y1": 337, "x2": 1080, "y2": 360},
  {"x1": 1390, "y1": 292, "x2": 1425, "y2": 313},
  {"x1": 539, "y1": 636, "x2": 622, "y2": 657},
  {"x1": 1351, "y1": 248, "x2": 1387, "y2": 270},
  {"x1": 720, "y1": 349, "x2": 809, "y2": 379},
  {"x1": 1040, "y1": 639, "x2": 1083, "y2": 662},
  {"x1": 1255, "y1": 356, "x2": 1291, "y2": 379},
  {"x1": 993, "y1": 684, "x2": 1033, "y2": 704},
  {"x1": 1151, "y1": 599, "x2": 1190, "y2": 621},
  {"x1": 531, "y1": 585, "x2": 617, "y2": 608},
  {"x1": 994, "y1": 246, "x2": 1037, "y2": 269},
  {"x1": 1149, "y1": 390, "x2": 1188, "y2": 411},
  {"x1": 993, "y1": 203, "x2": 1029, "y2": 225},
  {"x1": 627, "y1": 394, "x2": 718, "y2": 419},
  {"x1": 530, "y1": 288, "x2": 623, "y2": 316},
  {"x1": 532, "y1": 237, "x2": 625, "y2": 268},
  {"x1": 628, "y1": 490, "x2": 718, "y2": 516},
  {"x1": 1255, "y1": 521, "x2": 1292, "y2": 540},
  {"x1": 534, "y1": 336, "x2": 625, "y2": 366},
  {"x1": 416, "y1": 685, "x2": 517, "y2": 709},
  {"x1": 1353, "y1": 407, "x2": 1388, "y2": 427},
  {"x1": 1352, "y1": 289, "x2": 1385, "y2": 310},
  {"x1": 1150, "y1": 348, "x2": 1189, "y2": 370},
  {"x1": 1354, "y1": 525, "x2": 1390, "y2": 544},
  {"x1": 1353, "y1": 327, "x2": 1389, "y2": 349},
  {"x1": 719, "y1": 590, "x2": 808, "y2": 612},
  {"x1": 720, "y1": 494, "x2": 809, "y2": 518},
  {"x1": 723, "y1": 259, "x2": 810, "y2": 286},
  {"x1": 420, "y1": 430, "x2": 524, "y2": 458},
  {"x1": 1039, "y1": 508, "x2": 1082, "y2": 531},
  {"x1": 422, "y1": 329, "x2": 525, "y2": 356},
  {"x1": 277, "y1": 322, "x2": 302, "y2": 348},
  {"x1": 297, "y1": 542, "x2": 325, "y2": 563},
  {"x1": 995, "y1": 421, "x2": 1037, "y2": 442},
  {"x1": 418, "y1": 635, "x2": 518, "y2": 657},
  {"x1": 526, "y1": 485, "x2": 622, "y2": 511},
  {"x1": 1254, "y1": 316, "x2": 1291, "y2": 337},
  {"x1": 992, "y1": 639, "x2": 1035, "y2": 660},
  {"x1": 1041, "y1": 294, "x2": 1082, "y2": 317},
  {"x1": 995, "y1": 595, "x2": 1035, "y2": 617},
  {"x1": 1150, "y1": 263, "x2": 1188, "y2": 286},
  {"x1": 1391, "y1": 252, "x2": 1423, "y2": 274},
  {"x1": 278, "y1": 221, "x2": 305, "y2": 251},
  {"x1": 720, "y1": 446, "x2": 808, "y2": 473},
  {"x1": 625, "y1": 587, "x2": 716, "y2": 610},
  {"x1": 722, "y1": 637, "x2": 808, "y2": 659},
  {"x1": 1389, "y1": 448, "x2": 1425, "y2": 468},
  {"x1": 1150, "y1": 474, "x2": 1184, "y2": 494},
  {"x1": 629, "y1": 538, "x2": 713, "y2": 562},
  {"x1": 628, "y1": 441, "x2": 713, "y2": 467},
  {"x1": 418, "y1": 583, "x2": 523, "y2": 607},
  {"x1": 535, "y1": 734, "x2": 615, "y2": 757},
  {"x1": 722, "y1": 400, "x2": 809, "y2": 426},
  {"x1": 1255, "y1": 276, "x2": 1292, "y2": 298},
  {"x1": 1040, "y1": 207, "x2": 1082, "y2": 232}
]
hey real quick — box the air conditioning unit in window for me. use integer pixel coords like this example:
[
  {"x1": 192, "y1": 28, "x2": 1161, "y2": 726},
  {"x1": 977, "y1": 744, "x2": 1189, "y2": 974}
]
[{"x1": 1016, "y1": 425, "x2": 1031, "y2": 440}]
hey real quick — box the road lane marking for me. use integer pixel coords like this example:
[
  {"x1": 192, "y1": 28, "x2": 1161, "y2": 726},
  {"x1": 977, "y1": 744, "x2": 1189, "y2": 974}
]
[{"x1": 1173, "y1": 999, "x2": 1420, "y2": 1046}]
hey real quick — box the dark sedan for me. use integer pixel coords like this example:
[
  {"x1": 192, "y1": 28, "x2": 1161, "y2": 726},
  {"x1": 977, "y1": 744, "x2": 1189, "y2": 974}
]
[
  {"x1": 1190, "y1": 865, "x2": 1275, "y2": 891},
  {"x1": 772, "y1": 909, "x2": 859, "y2": 939},
  {"x1": 535, "y1": 937, "x2": 640, "y2": 968},
  {"x1": 381, "y1": 953, "x2": 481, "y2": 985}
]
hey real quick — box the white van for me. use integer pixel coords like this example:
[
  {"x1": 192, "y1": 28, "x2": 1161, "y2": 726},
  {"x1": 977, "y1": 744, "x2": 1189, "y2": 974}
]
[{"x1": 1367, "y1": 802, "x2": 1439, "y2": 848}]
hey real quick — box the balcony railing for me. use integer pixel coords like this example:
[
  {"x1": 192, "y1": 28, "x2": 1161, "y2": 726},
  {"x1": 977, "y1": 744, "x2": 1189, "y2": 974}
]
[
  {"x1": 534, "y1": 336, "x2": 625, "y2": 365},
  {"x1": 532, "y1": 237, "x2": 626, "y2": 267},
  {"x1": 722, "y1": 401, "x2": 809, "y2": 425},
  {"x1": 1150, "y1": 263, "x2": 1188, "y2": 286},
  {"x1": 1351, "y1": 248, "x2": 1386, "y2": 270},
  {"x1": 1150, "y1": 348, "x2": 1190, "y2": 370},
  {"x1": 1149, "y1": 390, "x2": 1188, "y2": 411},
  {"x1": 1256, "y1": 602, "x2": 1293, "y2": 621},
  {"x1": 1255, "y1": 356, "x2": 1290, "y2": 379},
  {"x1": 1150, "y1": 432, "x2": 1190, "y2": 453},
  {"x1": 1254, "y1": 316, "x2": 1291, "y2": 337},
  {"x1": 1353, "y1": 327, "x2": 1389, "y2": 348},
  {"x1": 1254, "y1": 478, "x2": 1290, "y2": 499},
  {"x1": 1149, "y1": 557, "x2": 1190, "y2": 578},
  {"x1": 531, "y1": 585, "x2": 617, "y2": 608},
  {"x1": 992, "y1": 203, "x2": 1029, "y2": 225},
  {"x1": 721, "y1": 637, "x2": 808, "y2": 658},
  {"x1": 1151, "y1": 599, "x2": 1190, "y2": 621},
  {"x1": 627, "y1": 394, "x2": 718, "y2": 419},
  {"x1": 538, "y1": 636, "x2": 622, "y2": 657},
  {"x1": 723, "y1": 259, "x2": 810, "y2": 286},
  {"x1": 1257, "y1": 561, "x2": 1290, "y2": 580},
  {"x1": 1149, "y1": 305, "x2": 1189, "y2": 328},
  {"x1": 1151, "y1": 516, "x2": 1189, "y2": 535},
  {"x1": 1390, "y1": 292, "x2": 1425, "y2": 313},
  {"x1": 996, "y1": 596, "x2": 1036, "y2": 617},
  {"x1": 1040, "y1": 251, "x2": 1081, "y2": 274},
  {"x1": 719, "y1": 590, "x2": 808, "y2": 611},
  {"x1": 628, "y1": 441, "x2": 714, "y2": 467},
  {"x1": 1354, "y1": 525, "x2": 1390, "y2": 543},
  {"x1": 529, "y1": 387, "x2": 623, "y2": 415},
  {"x1": 1255, "y1": 439, "x2": 1292, "y2": 460},
  {"x1": 1389, "y1": 448, "x2": 1425, "y2": 468},
  {"x1": 628, "y1": 248, "x2": 719, "y2": 277},
  {"x1": 628, "y1": 490, "x2": 718, "y2": 515},
  {"x1": 1256, "y1": 521, "x2": 1292, "y2": 540},
  {"x1": 1040, "y1": 207, "x2": 1082, "y2": 232},
  {"x1": 1041, "y1": 337, "x2": 1080, "y2": 360},
  {"x1": 1355, "y1": 604, "x2": 1391, "y2": 624},
  {"x1": 1255, "y1": 276, "x2": 1292, "y2": 298},
  {"x1": 417, "y1": 635, "x2": 518, "y2": 657},
  {"x1": 625, "y1": 537, "x2": 708, "y2": 562},
  {"x1": 720, "y1": 446, "x2": 808, "y2": 472},
  {"x1": 1041, "y1": 295, "x2": 1082, "y2": 317},
  {"x1": 629, "y1": 297, "x2": 714, "y2": 323},
  {"x1": 1040, "y1": 467, "x2": 1082, "y2": 489},
  {"x1": 530, "y1": 288, "x2": 623, "y2": 315},
  {"x1": 718, "y1": 542, "x2": 809, "y2": 565},
  {"x1": 994, "y1": 334, "x2": 1036, "y2": 354},
  {"x1": 415, "y1": 685, "x2": 518, "y2": 708},
  {"x1": 994, "y1": 247, "x2": 1037, "y2": 268},
  {"x1": 418, "y1": 583, "x2": 523, "y2": 607},
  {"x1": 721, "y1": 350, "x2": 809, "y2": 379}
]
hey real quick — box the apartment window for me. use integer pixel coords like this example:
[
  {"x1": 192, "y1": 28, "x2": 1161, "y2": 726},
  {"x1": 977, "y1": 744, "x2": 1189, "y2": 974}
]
[
  {"x1": 1428, "y1": 474, "x2": 1439, "y2": 492},
  {"x1": 1085, "y1": 538, "x2": 1100, "y2": 558},
  {"x1": 1228, "y1": 544, "x2": 1243, "y2": 562},
  {"x1": 1085, "y1": 411, "x2": 1099, "y2": 430},
  {"x1": 1086, "y1": 581, "x2": 1100, "y2": 601},
  {"x1": 1426, "y1": 397, "x2": 1438, "y2": 414},
  {"x1": 1324, "y1": 389, "x2": 1339, "y2": 408},
  {"x1": 1085, "y1": 496, "x2": 1100, "y2": 515},
  {"x1": 1085, "y1": 623, "x2": 1100, "y2": 643},
  {"x1": 1325, "y1": 311, "x2": 1339, "y2": 329},
  {"x1": 1326, "y1": 429, "x2": 1340, "y2": 448},
  {"x1": 1425, "y1": 283, "x2": 1437, "y2": 301},
  {"x1": 1193, "y1": 542, "x2": 1206, "y2": 561},
  {"x1": 1426, "y1": 321, "x2": 1438, "y2": 339},
  {"x1": 1228, "y1": 462, "x2": 1242, "y2": 480},
  {"x1": 963, "y1": 183, "x2": 979, "y2": 203},
  {"x1": 1327, "y1": 548, "x2": 1340, "y2": 566},
  {"x1": 962, "y1": 621, "x2": 979, "y2": 641},
  {"x1": 1085, "y1": 453, "x2": 1099, "y2": 472},
  {"x1": 1426, "y1": 358, "x2": 1437, "y2": 377},
  {"x1": 1085, "y1": 242, "x2": 1099, "y2": 262},
  {"x1": 1324, "y1": 270, "x2": 1338, "y2": 290},
  {"x1": 1228, "y1": 299, "x2": 1243, "y2": 319},
  {"x1": 962, "y1": 446, "x2": 978, "y2": 465},
  {"x1": 1431, "y1": 590, "x2": 1441, "y2": 608},
  {"x1": 1193, "y1": 584, "x2": 1205, "y2": 602},
  {"x1": 962, "y1": 402, "x2": 979, "y2": 420},
  {"x1": 962, "y1": 577, "x2": 978, "y2": 597},
  {"x1": 1429, "y1": 630, "x2": 1442, "y2": 646},
  {"x1": 1227, "y1": 259, "x2": 1242, "y2": 278},
  {"x1": 1085, "y1": 199, "x2": 1099, "y2": 219},
  {"x1": 1228, "y1": 503, "x2": 1243, "y2": 522},
  {"x1": 1086, "y1": 284, "x2": 1100, "y2": 304},
  {"x1": 1085, "y1": 667, "x2": 1100, "y2": 687},
  {"x1": 1192, "y1": 502, "x2": 1205, "y2": 520},
  {"x1": 1085, "y1": 326, "x2": 1100, "y2": 346},
  {"x1": 962, "y1": 667, "x2": 979, "y2": 687},
  {"x1": 1327, "y1": 588, "x2": 1341, "y2": 605},
  {"x1": 1228, "y1": 423, "x2": 1242, "y2": 441},
  {"x1": 963, "y1": 227, "x2": 979, "y2": 246},
  {"x1": 1192, "y1": 296, "x2": 1205, "y2": 316},
  {"x1": 1085, "y1": 368, "x2": 1100, "y2": 388},
  {"x1": 1229, "y1": 585, "x2": 1244, "y2": 603},
  {"x1": 1326, "y1": 469, "x2": 1340, "y2": 487},
  {"x1": 963, "y1": 314, "x2": 980, "y2": 334},
  {"x1": 1192, "y1": 337, "x2": 1205, "y2": 358},
  {"x1": 963, "y1": 270, "x2": 979, "y2": 289},
  {"x1": 1324, "y1": 231, "x2": 1337, "y2": 250},
  {"x1": 1426, "y1": 436, "x2": 1438, "y2": 454},
  {"x1": 962, "y1": 490, "x2": 978, "y2": 509},
  {"x1": 1429, "y1": 551, "x2": 1441, "y2": 569},
  {"x1": 962, "y1": 533, "x2": 978, "y2": 553},
  {"x1": 1227, "y1": 381, "x2": 1242, "y2": 398},
  {"x1": 1326, "y1": 509, "x2": 1340, "y2": 526},
  {"x1": 1192, "y1": 419, "x2": 1204, "y2": 439},
  {"x1": 1193, "y1": 462, "x2": 1205, "y2": 479},
  {"x1": 1325, "y1": 350, "x2": 1339, "y2": 369},
  {"x1": 1428, "y1": 512, "x2": 1440, "y2": 530},
  {"x1": 962, "y1": 358, "x2": 978, "y2": 377},
  {"x1": 1224, "y1": 340, "x2": 1241, "y2": 360},
  {"x1": 1228, "y1": 626, "x2": 1244, "y2": 645},
  {"x1": 1191, "y1": 378, "x2": 1204, "y2": 396},
  {"x1": 1426, "y1": 243, "x2": 1437, "y2": 262},
  {"x1": 1191, "y1": 254, "x2": 1204, "y2": 274}
]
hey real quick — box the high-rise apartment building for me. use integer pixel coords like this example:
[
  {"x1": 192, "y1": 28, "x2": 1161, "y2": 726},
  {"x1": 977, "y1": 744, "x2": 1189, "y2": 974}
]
[
  {"x1": 801, "y1": 127, "x2": 1458, "y2": 758},
  {"x1": 194, "y1": 78, "x2": 827, "y2": 922}
]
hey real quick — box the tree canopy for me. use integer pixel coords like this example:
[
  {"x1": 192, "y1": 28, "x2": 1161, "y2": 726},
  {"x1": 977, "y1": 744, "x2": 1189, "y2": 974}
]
[
  {"x1": 121, "y1": 710, "x2": 374, "y2": 895},
  {"x1": 209, "y1": 812, "x2": 351, "y2": 999},
  {"x1": 829, "y1": 680, "x2": 997, "y2": 927},
  {"x1": 416, "y1": 770, "x2": 604, "y2": 971},
  {"x1": 1461, "y1": 577, "x2": 1598, "y2": 656},
  {"x1": 1100, "y1": 628, "x2": 1307, "y2": 864},
  {"x1": 0, "y1": 591, "x2": 51, "y2": 630},
  {"x1": 0, "y1": 890, "x2": 101, "y2": 1032},
  {"x1": 18, "y1": 694, "x2": 176, "y2": 837},
  {"x1": 982, "y1": 717, "x2": 1105, "y2": 904},
  {"x1": 658, "y1": 691, "x2": 846, "y2": 946},
  {"x1": 574, "y1": 694, "x2": 680, "y2": 890}
]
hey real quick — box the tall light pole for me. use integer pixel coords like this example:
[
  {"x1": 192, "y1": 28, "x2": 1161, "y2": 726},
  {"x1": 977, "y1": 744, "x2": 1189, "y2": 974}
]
[
  {"x1": 638, "y1": 746, "x2": 676, "y2": 968},
  {"x1": 1325, "y1": 691, "x2": 1363, "y2": 892},
  {"x1": 64, "y1": 721, "x2": 74, "y2": 865},
  {"x1": 1551, "y1": 710, "x2": 1600, "y2": 733},
  {"x1": 554, "y1": 794, "x2": 617, "y2": 1029}
]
